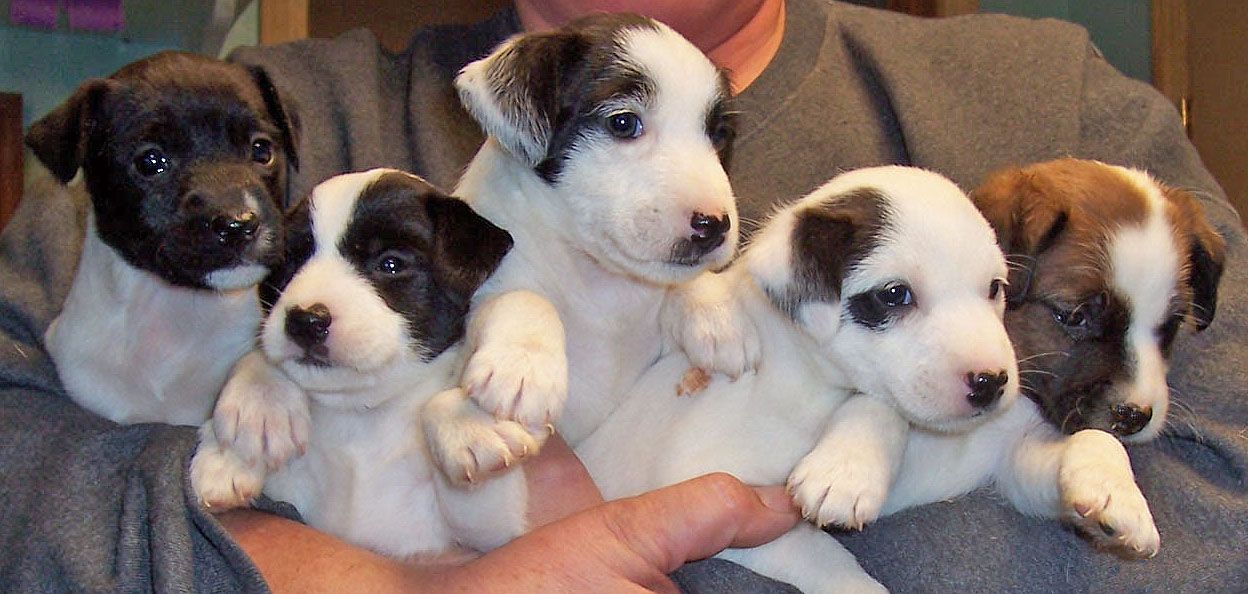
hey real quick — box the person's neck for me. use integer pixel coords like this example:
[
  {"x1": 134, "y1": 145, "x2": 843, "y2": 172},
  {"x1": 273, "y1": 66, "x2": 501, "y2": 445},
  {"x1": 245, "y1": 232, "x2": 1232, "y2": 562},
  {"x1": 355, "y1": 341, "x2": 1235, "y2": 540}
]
[{"x1": 514, "y1": 0, "x2": 785, "y2": 94}]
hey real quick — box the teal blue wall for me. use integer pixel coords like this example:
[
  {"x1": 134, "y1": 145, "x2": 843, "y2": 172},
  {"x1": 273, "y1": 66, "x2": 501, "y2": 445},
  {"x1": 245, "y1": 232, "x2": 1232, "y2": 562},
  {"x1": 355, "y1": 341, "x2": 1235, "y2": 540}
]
[
  {"x1": 979, "y1": 0, "x2": 1151, "y2": 82},
  {"x1": 1, "y1": 24, "x2": 178, "y2": 127}
]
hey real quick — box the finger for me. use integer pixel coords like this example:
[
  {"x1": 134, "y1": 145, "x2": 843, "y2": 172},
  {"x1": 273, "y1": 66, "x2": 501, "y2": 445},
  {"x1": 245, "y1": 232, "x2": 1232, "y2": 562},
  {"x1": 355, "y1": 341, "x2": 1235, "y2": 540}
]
[
  {"x1": 524, "y1": 432, "x2": 604, "y2": 527},
  {"x1": 594, "y1": 473, "x2": 798, "y2": 576}
]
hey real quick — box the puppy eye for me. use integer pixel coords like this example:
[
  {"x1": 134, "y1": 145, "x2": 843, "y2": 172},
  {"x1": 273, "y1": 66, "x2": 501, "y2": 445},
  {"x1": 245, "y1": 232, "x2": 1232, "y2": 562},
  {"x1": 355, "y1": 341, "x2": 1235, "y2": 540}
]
[
  {"x1": 989, "y1": 278, "x2": 1007, "y2": 300},
  {"x1": 1052, "y1": 307, "x2": 1088, "y2": 330},
  {"x1": 372, "y1": 250, "x2": 414, "y2": 277},
  {"x1": 709, "y1": 117, "x2": 735, "y2": 151},
  {"x1": 133, "y1": 148, "x2": 170, "y2": 177},
  {"x1": 251, "y1": 136, "x2": 275, "y2": 166},
  {"x1": 873, "y1": 282, "x2": 914, "y2": 308},
  {"x1": 605, "y1": 111, "x2": 643, "y2": 139}
]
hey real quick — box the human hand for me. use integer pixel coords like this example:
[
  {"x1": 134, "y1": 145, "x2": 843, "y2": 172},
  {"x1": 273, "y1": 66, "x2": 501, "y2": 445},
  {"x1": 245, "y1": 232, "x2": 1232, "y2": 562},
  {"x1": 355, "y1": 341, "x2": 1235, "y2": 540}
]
[{"x1": 220, "y1": 469, "x2": 797, "y2": 593}]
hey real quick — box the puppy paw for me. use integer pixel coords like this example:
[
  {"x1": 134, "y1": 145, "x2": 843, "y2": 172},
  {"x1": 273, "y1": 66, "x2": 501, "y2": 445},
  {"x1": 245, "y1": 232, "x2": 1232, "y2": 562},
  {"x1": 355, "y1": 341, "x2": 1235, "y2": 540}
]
[
  {"x1": 425, "y1": 390, "x2": 543, "y2": 487},
  {"x1": 213, "y1": 351, "x2": 310, "y2": 469},
  {"x1": 1059, "y1": 430, "x2": 1160, "y2": 558},
  {"x1": 462, "y1": 330, "x2": 567, "y2": 429},
  {"x1": 664, "y1": 273, "x2": 760, "y2": 383},
  {"x1": 787, "y1": 448, "x2": 889, "y2": 530},
  {"x1": 190, "y1": 428, "x2": 267, "y2": 512}
]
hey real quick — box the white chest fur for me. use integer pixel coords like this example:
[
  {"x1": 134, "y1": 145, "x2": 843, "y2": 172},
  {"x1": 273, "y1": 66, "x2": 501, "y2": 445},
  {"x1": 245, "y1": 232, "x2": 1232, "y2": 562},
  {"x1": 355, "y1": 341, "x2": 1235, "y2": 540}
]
[{"x1": 45, "y1": 215, "x2": 260, "y2": 425}]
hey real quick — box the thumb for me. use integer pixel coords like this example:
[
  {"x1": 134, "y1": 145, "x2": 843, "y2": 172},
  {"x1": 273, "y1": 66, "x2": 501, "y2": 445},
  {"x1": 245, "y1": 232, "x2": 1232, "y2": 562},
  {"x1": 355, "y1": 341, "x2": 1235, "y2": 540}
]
[{"x1": 594, "y1": 473, "x2": 799, "y2": 577}]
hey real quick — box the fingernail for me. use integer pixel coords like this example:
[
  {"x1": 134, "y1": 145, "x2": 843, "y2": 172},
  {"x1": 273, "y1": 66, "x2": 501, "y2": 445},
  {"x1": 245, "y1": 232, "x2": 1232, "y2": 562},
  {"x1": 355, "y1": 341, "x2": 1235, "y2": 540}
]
[{"x1": 754, "y1": 485, "x2": 797, "y2": 514}]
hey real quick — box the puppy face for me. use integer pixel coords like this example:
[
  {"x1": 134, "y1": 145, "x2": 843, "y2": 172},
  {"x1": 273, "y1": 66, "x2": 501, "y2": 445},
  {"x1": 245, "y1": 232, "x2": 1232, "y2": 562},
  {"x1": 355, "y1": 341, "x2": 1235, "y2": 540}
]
[
  {"x1": 25, "y1": 51, "x2": 300, "y2": 291},
  {"x1": 261, "y1": 169, "x2": 513, "y2": 395},
  {"x1": 456, "y1": 13, "x2": 738, "y2": 284},
  {"x1": 971, "y1": 159, "x2": 1226, "y2": 442},
  {"x1": 748, "y1": 166, "x2": 1018, "y2": 432}
]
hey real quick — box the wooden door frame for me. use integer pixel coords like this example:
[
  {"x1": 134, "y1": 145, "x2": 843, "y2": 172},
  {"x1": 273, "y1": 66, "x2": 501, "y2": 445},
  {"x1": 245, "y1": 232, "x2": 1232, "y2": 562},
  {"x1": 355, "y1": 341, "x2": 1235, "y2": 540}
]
[
  {"x1": 1151, "y1": 0, "x2": 1189, "y2": 132},
  {"x1": 0, "y1": 92, "x2": 22, "y2": 231}
]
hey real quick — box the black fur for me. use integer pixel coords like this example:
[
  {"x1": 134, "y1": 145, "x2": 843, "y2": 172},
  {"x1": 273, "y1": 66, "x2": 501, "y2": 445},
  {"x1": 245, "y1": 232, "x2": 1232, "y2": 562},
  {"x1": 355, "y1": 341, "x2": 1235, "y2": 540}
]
[
  {"x1": 25, "y1": 51, "x2": 299, "y2": 289},
  {"x1": 768, "y1": 188, "x2": 890, "y2": 318},
  {"x1": 339, "y1": 173, "x2": 513, "y2": 360},
  {"x1": 479, "y1": 13, "x2": 735, "y2": 182}
]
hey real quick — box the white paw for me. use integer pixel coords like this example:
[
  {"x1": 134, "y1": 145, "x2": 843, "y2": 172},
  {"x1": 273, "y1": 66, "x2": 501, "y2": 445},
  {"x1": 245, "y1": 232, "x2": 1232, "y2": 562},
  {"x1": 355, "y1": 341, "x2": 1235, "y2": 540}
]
[
  {"x1": 213, "y1": 351, "x2": 310, "y2": 469},
  {"x1": 787, "y1": 447, "x2": 889, "y2": 530},
  {"x1": 190, "y1": 427, "x2": 267, "y2": 512},
  {"x1": 462, "y1": 333, "x2": 567, "y2": 429},
  {"x1": 425, "y1": 392, "x2": 544, "y2": 487},
  {"x1": 1059, "y1": 430, "x2": 1160, "y2": 558},
  {"x1": 665, "y1": 275, "x2": 760, "y2": 381}
]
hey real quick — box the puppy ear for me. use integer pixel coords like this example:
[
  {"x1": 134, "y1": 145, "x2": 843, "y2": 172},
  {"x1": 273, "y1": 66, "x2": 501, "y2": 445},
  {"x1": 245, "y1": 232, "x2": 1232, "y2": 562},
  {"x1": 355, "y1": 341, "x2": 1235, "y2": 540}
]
[
  {"x1": 970, "y1": 168, "x2": 1069, "y2": 308},
  {"x1": 455, "y1": 31, "x2": 589, "y2": 166},
  {"x1": 757, "y1": 188, "x2": 887, "y2": 317},
  {"x1": 25, "y1": 79, "x2": 112, "y2": 183},
  {"x1": 1164, "y1": 187, "x2": 1226, "y2": 330},
  {"x1": 423, "y1": 194, "x2": 514, "y2": 300},
  {"x1": 247, "y1": 66, "x2": 301, "y2": 172}
]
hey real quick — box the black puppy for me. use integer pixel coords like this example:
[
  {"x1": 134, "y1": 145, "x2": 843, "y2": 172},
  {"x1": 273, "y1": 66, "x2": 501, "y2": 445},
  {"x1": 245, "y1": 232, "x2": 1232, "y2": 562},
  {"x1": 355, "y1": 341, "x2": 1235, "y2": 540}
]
[{"x1": 29, "y1": 51, "x2": 299, "y2": 425}]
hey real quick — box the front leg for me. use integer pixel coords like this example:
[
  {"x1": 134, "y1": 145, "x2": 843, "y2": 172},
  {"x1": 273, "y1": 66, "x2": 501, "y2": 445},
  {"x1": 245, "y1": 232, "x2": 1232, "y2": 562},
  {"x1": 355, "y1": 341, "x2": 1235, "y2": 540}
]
[
  {"x1": 461, "y1": 290, "x2": 567, "y2": 429},
  {"x1": 1058, "y1": 429, "x2": 1160, "y2": 557},
  {"x1": 997, "y1": 426, "x2": 1160, "y2": 558},
  {"x1": 190, "y1": 422, "x2": 268, "y2": 511},
  {"x1": 212, "y1": 350, "x2": 310, "y2": 469},
  {"x1": 788, "y1": 394, "x2": 908, "y2": 529},
  {"x1": 661, "y1": 270, "x2": 760, "y2": 385},
  {"x1": 424, "y1": 387, "x2": 543, "y2": 487}
]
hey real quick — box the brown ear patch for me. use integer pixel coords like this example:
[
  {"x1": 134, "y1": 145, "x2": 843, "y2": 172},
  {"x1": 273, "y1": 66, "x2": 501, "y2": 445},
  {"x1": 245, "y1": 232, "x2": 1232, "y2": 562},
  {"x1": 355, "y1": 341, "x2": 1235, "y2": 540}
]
[{"x1": 970, "y1": 159, "x2": 1152, "y2": 307}]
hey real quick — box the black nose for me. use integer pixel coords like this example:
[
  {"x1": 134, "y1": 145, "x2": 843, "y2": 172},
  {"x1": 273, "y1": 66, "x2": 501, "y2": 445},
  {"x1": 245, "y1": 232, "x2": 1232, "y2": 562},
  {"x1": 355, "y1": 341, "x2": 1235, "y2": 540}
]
[
  {"x1": 1110, "y1": 403, "x2": 1153, "y2": 436},
  {"x1": 285, "y1": 303, "x2": 332, "y2": 351},
  {"x1": 210, "y1": 211, "x2": 260, "y2": 247},
  {"x1": 966, "y1": 370, "x2": 1009, "y2": 409},
  {"x1": 689, "y1": 212, "x2": 730, "y2": 249}
]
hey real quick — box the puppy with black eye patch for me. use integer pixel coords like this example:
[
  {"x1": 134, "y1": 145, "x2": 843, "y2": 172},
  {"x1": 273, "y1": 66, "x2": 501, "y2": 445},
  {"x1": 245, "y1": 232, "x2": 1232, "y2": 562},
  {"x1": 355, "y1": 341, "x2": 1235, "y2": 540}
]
[
  {"x1": 28, "y1": 51, "x2": 298, "y2": 425},
  {"x1": 577, "y1": 166, "x2": 1018, "y2": 593},
  {"x1": 190, "y1": 169, "x2": 531, "y2": 558},
  {"x1": 436, "y1": 12, "x2": 756, "y2": 484}
]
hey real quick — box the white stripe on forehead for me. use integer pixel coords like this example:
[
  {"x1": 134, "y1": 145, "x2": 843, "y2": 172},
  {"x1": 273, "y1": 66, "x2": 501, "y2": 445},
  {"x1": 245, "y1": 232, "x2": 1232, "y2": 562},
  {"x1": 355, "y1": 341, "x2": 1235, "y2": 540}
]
[
  {"x1": 1108, "y1": 166, "x2": 1181, "y2": 329},
  {"x1": 616, "y1": 22, "x2": 722, "y2": 114},
  {"x1": 306, "y1": 168, "x2": 395, "y2": 252}
]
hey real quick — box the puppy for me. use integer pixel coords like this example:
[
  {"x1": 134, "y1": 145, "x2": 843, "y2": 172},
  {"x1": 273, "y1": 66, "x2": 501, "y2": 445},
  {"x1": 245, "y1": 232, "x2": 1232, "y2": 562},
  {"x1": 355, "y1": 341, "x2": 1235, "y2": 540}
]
[
  {"x1": 577, "y1": 166, "x2": 1018, "y2": 593},
  {"x1": 810, "y1": 159, "x2": 1225, "y2": 571},
  {"x1": 443, "y1": 13, "x2": 752, "y2": 479},
  {"x1": 190, "y1": 169, "x2": 530, "y2": 557},
  {"x1": 27, "y1": 51, "x2": 298, "y2": 425},
  {"x1": 975, "y1": 158, "x2": 1225, "y2": 442}
]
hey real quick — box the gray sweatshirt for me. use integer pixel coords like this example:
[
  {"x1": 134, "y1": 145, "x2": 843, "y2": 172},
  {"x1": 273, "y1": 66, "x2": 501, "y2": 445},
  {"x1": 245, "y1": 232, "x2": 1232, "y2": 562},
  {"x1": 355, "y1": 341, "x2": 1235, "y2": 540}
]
[{"x1": 3, "y1": 1, "x2": 1244, "y2": 592}]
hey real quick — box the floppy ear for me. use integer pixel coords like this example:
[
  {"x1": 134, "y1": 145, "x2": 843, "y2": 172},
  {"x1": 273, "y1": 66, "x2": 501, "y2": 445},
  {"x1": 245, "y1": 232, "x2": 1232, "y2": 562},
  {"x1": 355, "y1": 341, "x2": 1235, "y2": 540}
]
[
  {"x1": 1164, "y1": 187, "x2": 1227, "y2": 330},
  {"x1": 247, "y1": 66, "x2": 301, "y2": 172},
  {"x1": 756, "y1": 188, "x2": 886, "y2": 317},
  {"x1": 25, "y1": 79, "x2": 112, "y2": 183},
  {"x1": 970, "y1": 168, "x2": 1069, "y2": 308},
  {"x1": 454, "y1": 31, "x2": 589, "y2": 166},
  {"x1": 423, "y1": 194, "x2": 514, "y2": 301}
]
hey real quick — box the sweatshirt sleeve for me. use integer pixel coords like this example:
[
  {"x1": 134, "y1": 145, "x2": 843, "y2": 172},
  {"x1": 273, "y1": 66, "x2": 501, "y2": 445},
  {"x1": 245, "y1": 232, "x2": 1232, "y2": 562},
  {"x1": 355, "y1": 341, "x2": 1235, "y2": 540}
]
[{"x1": 0, "y1": 171, "x2": 269, "y2": 593}]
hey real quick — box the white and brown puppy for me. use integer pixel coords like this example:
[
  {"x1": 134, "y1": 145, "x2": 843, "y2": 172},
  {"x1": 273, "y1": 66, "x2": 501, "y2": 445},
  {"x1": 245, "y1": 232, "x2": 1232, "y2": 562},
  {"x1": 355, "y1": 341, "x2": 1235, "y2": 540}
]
[
  {"x1": 447, "y1": 13, "x2": 750, "y2": 473},
  {"x1": 975, "y1": 158, "x2": 1225, "y2": 442},
  {"x1": 578, "y1": 166, "x2": 1018, "y2": 593},
  {"x1": 191, "y1": 169, "x2": 531, "y2": 557},
  {"x1": 823, "y1": 159, "x2": 1225, "y2": 567},
  {"x1": 29, "y1": 51, "x2": 298, "y2": 425}
]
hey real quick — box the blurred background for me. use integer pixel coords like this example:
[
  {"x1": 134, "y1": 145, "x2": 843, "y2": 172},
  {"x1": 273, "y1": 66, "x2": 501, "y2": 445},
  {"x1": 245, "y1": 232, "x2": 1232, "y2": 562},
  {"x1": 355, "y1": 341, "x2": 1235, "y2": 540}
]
[{"x1": 1, "y1": 0, "x2": 1242, "y2": 229}]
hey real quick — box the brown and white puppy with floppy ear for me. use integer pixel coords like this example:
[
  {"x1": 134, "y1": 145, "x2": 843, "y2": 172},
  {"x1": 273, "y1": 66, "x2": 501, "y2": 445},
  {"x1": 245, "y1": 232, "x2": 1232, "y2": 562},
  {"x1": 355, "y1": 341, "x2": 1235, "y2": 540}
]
[
  {"x1": 29, "y1": 51, "x2": 299, "y2": 425},
  {"x1": 973, "y1": 158, "x2": 1225, "y2": 443}
]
